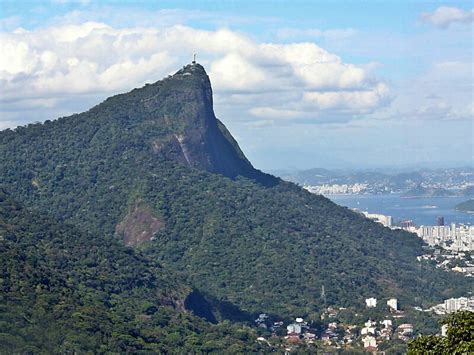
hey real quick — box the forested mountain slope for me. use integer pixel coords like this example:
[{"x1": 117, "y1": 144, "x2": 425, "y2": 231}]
[
  {"x1": 0, "y1": 190, "x2": 265, "y2": 353},
  {"x1": 0, "y1": 64, "x2": 470, "y2": 320}
]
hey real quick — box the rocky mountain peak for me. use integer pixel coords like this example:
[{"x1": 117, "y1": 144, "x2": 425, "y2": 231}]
[{"x1": 134, "y1": 63, "x2": 278, "y2": 185}]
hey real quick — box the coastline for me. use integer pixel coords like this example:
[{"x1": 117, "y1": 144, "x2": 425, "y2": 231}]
[{"x1": 327, "y1": 194, "x2": 474, "y2": 226}]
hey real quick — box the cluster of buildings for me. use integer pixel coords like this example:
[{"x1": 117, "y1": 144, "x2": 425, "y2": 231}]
[
  {"x1": 285, "y1": 318, "x2": 317, "y2": 344},
  {"x1": 255, "y1": 315, "x2": 318, "y2": 346},
  {"x1": 365, "y1": 297, "x2": 398, "y2": 311},
  {"x1": 355, "y1": 210, "x2": 474, "y2": 275},
  {"x1": 407, "y1": 223, "x2": 474, "y2": 251},
  {"x1": 317, "y1": 315, "x2": 414, "y2": 352},
  {"x1": 304, "y1": 183, "x2": 368, "y2": 195},
  {"x1": 350, "y1": 298, "x2": 415, "y2": 350},
  {"x1": 360, "y1": 212, "x2": 393, "y2": 227},
  {"x1": 417, "y1": 249, "x2": 474, "y2": 276},
  {"x1": 359, "y1": 319, "x2": 414, "y2": 350},
  {"x1": 354, "y1": 207, "x2": 473, "y2": 252},
  {"x1": 254, "y1": 296, "x2": 419, "y2": 352},
  {"x1": 428, "y1": 296, "x2": 474, "y2": 315}
]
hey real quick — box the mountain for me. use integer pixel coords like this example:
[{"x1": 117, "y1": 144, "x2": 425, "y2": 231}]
[
  {"x1": 455, "y1": 199, "x2": 474, "y2": 213},
  {"x1": 401, "y1": 185, "x2": 455, "y2": 198},
  {"x1": 280, "y1": 168, "x2": 474, "y2": 196},
  {"x1": 0, "y1": 63, "x2": 470, "y2": 321},
  {"x1": 0, "y1": 190, "x2": 267, "y2": 353},
  {"x1": 91, "y1": 64, "x2": 275, "y2": 185},
  {"x1": 279, "y1": 168, "x2": 433, "y2": 191}
]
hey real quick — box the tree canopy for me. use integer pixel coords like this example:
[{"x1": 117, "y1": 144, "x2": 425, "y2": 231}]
[{"x1": 408, "y1": 311, "x2": 474, "y2": 354}]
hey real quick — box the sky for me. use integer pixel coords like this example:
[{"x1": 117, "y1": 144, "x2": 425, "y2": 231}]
[{"x1": 0, "y1": 0, "x2": 473, "y2": 171}]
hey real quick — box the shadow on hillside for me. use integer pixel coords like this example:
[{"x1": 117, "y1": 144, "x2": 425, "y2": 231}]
[{"x1": 184, "y1": 289, "x2": 255, "y2": 324}]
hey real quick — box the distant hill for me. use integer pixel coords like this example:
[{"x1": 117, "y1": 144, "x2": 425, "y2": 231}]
[
  {"x1": 461, "y1": 185, "x2": 474, "y2": 197},
  {"x1": 0, "y1": 63, "x2": 470, "y2": 324},
  {"x1": 280, "y1": 168, "x2": 472, "y2": 196},
  {"x1": 401, "y1": 185, "x2": 456, "y2": 198},
  {"x1": 280, "y1": 168, "x2": 392, "y2": 186},
  {"x1": 455, "y1": 199, "x2": 474, "y2": 213}
]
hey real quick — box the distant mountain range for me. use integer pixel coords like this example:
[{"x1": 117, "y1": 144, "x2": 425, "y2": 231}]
[
  {"x1": 1, "y1": 64, "x2": 471, "y2": 351},
  {"x1": 401, "y1": 186, "x2": 456, "y2": 198},
  {"x1": 278, "y1": 167, "x2": 474, "y2": 196}
]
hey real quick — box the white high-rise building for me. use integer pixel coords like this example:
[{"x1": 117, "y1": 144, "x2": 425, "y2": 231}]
[
  {"x1": 365, "y1": 298, "x2": 377, "y2": 308},
  {"x1": 412, "y1": 223, "x2": 474, "y2": 251},
  {"x1": 387, "y1": 298, "x2": 398, "y2": 311},
  {"x1": 444, "y1": 297, "x2": 473, "y2": 313},
  {"x1": 361, "y1": 212, "x2": 392, "y2": 227}
]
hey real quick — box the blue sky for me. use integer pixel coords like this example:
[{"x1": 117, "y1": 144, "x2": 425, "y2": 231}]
[{"x1": 0, "y1": 0, "x2": 473, "y2": 170}]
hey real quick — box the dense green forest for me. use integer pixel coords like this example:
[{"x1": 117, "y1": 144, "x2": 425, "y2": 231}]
[
  {"x1": 0, "y1": 64, "x2": 471, "y2": 337},
  {"x1": 0, "y1": 190, "x2": 267, "y2": 352}
]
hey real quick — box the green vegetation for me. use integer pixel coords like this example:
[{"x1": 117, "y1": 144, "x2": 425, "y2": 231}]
[
  {"x1": 408, "y1": 311, "x2": 474, "y2": 354},
  {"x1": 138, "y1": 164, "x2": 472, "y2": 317},
  {"x1": 1, "y1": 65, "x2": 470, "y2": 316},
  {"x1": 0, "y1": 64, "x2": 471, "y2": 351},
  {"x1": 455, "y1": 199, "x2": 474, "y2": 213},
  {"x1": 402, "y1": 185, "x2": 455, "y2": 198},
  {"x1": 0, "y1": 190, "x2": 267, "y2": 353}
]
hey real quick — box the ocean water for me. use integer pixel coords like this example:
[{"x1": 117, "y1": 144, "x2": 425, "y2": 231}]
[{"x1": 328, "y1": 194, "x2": 473, "y2": 226}]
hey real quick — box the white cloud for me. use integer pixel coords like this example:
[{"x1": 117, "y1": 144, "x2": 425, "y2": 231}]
[
  {"x1": 303, "y1": 83, "x2": 390, "y2": 111},
  {"x1": 415, "y1": 61, "x2": 473, "y2": 121},
  {"x1": 210, "y1": 53, "x2": 266, "y2": 91},
  {"x1": 371, "y1": 60, "x2": 473, "y2": 123},
  {"x1": 421, "y1": 6, "x2": 474, "y2": 28},
  {"x1": 260, "y1": 43, "x2": 369, "y2": 90},
  {"x1": 249, "y1": 107, "x2": 307, "y2": 120},
  {"x1": 0, "y1": 22, "x2": 389, "y2": 127}
]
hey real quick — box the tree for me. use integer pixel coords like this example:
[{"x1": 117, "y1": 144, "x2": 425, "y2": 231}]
[{"x1": 408, "y1": 311, "x2": 473, "y2": 354}]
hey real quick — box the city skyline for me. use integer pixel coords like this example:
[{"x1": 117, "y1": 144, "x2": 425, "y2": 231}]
[{"x1": 0, "y1": 0, "x2": 473, "y2": 170}]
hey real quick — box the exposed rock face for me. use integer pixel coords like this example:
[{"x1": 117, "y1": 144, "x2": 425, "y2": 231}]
[
  {"x1": 139, "y1": 64, "x2": 278, "y2": 186},
  {"x1": 115, "y1": 203, "x2": 164, "y2": 247}
]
